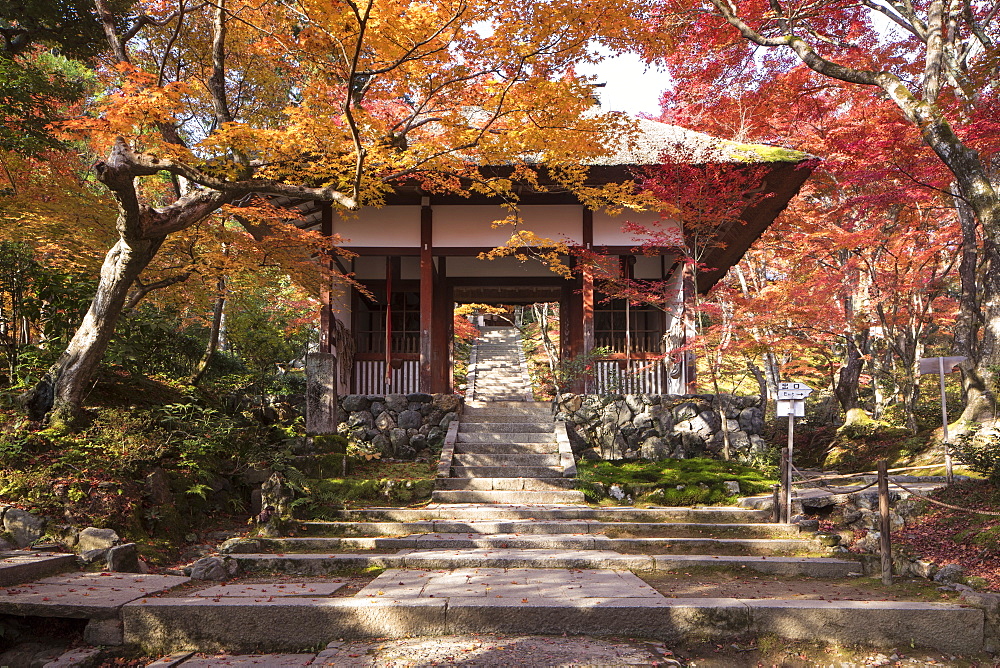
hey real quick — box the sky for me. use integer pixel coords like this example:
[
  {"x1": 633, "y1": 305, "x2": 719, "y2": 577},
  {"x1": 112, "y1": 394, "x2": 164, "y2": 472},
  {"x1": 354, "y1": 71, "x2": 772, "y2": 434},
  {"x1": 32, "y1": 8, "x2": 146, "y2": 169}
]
[{"x1": 577, "y1": 51, "x2": 674, "y2": 117}]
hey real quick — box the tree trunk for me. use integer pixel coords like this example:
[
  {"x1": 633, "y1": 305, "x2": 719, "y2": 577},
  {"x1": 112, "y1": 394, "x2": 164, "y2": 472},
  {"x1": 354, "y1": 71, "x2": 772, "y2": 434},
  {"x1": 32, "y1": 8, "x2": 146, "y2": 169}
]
[
  {"x1": 955, "y1": 159, "x2": 1000, "y2": 426},
  {"x1": 835, "y1": 330, "x2": 869, "y2": 421},
  {"x1": 22, "y1": 236, "x2": 162, "y2": 427},
  {"x1": 190, "y1": 275, "x2": 227, "y2": 386}
]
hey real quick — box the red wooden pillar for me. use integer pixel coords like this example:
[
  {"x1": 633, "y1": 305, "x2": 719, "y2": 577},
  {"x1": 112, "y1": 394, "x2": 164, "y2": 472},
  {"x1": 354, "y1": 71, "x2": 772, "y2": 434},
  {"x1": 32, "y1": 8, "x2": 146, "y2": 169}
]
[
  {"x1": 419, "y1": 199, "x2": 435, "y2": 392},
  {"x1": 582, "y1": 207, "x2": 595, "y2": 357},
  {"x1": 432, "y1": 256, "x2": 450, "y2": 392}
]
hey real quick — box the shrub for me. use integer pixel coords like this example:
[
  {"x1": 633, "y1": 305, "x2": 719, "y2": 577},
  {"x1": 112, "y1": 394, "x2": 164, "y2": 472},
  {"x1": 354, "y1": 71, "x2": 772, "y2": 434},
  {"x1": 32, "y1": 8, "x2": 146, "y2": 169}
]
[{"x1": 955, "y1": 425, "x2": 1000, "y2": 482}]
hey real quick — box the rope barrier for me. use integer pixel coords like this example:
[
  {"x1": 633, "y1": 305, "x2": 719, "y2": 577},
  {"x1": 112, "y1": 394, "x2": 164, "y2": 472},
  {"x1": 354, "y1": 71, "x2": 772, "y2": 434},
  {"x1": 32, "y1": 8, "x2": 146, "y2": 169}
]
[
  {"x1": 892, "y1": 480, "x2": 1000, "y2": 517},
  {"x1": 791, "y1": 465, "x2": 880, "y2": 494},
  {"x1": 790, "y1": 463, "x2": 954, "y2": 486}
]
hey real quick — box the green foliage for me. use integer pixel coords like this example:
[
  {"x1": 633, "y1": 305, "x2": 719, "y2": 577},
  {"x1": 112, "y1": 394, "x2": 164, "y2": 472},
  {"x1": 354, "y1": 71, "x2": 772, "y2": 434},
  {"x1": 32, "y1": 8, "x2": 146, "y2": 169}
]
[
  {"x1": 954, "y1": 425, "x2": 1000, "y2": 483},
  {"x1": 576, "y1": 457, "x2": 775, "y2": 506},
  {"x1": 0, "y1": 241, "x2": 95, "y2": 384},
  {"x1": 0, "y1": 53, "x2": 91, "y2": 154},
  {"x1": 106, "y1": 306, "x2": 207, "y2": 378},
  {"x1": 225, "y1": 282, "x2": 315, "y2": 376},
  {"x1": 291, "y1": 477, "x2": 435, "y2": 518},
  {"x1": 533, "y1": 346, "x2": 612, "y2": 396}
]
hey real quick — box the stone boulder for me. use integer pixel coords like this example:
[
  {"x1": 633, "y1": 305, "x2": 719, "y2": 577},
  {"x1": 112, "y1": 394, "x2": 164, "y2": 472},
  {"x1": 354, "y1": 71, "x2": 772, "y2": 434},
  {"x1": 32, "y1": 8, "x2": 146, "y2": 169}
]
[
  {"x1": 3, "y1": 507, "x2": 45, "y2": 547},
  {"x1": 78, "y1": 527, "x2": 121, "y2": 552}
]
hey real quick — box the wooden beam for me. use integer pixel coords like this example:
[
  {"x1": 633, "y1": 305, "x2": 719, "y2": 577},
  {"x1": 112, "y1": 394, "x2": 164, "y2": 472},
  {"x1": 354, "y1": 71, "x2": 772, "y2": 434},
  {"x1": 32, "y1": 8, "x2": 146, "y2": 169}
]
[{"x1": 420, "y1": 202, "x2": 434, "y2": 392}]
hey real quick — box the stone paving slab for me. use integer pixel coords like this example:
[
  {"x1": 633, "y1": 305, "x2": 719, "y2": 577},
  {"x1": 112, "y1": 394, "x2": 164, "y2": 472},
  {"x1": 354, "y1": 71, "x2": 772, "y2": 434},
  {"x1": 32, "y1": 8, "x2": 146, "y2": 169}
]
[
  {"x1": 396, "y1": 548, "x2": 656, "y2": 570},
  {"x1": 40, "y1": 647, "x2": 103, "y2": 667},
  {"x1": 0, "y1": 582, "x2": 160, "y2": 618},
  {"x1": 194, "y1": 582, "x2": 346, "y2": 597},
  {"x1": 0, "y1": 552, "x2": 77, "y2": 587},
  {"x1": 356, "y1": 568, "x2": 663, "y2": 600},
  {"x1": 172, "y1": 655, "x2": 317, "y2": 666},
  {"x1": 37, "y1": 573, "x2": 190, "y2": 591}
]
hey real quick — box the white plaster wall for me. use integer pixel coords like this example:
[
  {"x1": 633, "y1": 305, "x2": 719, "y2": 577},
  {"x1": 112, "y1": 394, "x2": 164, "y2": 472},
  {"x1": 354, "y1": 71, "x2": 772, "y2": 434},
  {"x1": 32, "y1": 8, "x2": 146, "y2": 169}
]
[
  {"x1": 593, "y1": 209, "x2": 677, "y2": 246},
  {"x1": 446, "y1": 255, "x2": 562, "y2": 278},
  {"x1": 335, "y1": 207, "x2": 421, "y2": 247},
  {"x1": 352, "y1": 255, "x2": 386, "y2": 280},
  {"x1": 434, "y1": 205, "x2": 583, "y2": 247},
  {"x1": 633, "y1": 254, "x2": 664, "y2": 279}
]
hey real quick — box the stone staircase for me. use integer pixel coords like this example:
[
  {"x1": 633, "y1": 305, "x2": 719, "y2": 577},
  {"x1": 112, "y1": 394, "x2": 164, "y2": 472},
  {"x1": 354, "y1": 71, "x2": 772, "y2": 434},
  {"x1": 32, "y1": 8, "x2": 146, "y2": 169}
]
[
  {"x1": 117, "y1": 505, "x2": 986, "y2": 655},
  {"x1": 433, "y1": 401, "x2": 584, "y2": 504},
  {"x1": 467, "y1": 326, "x2": 532, "y2": 401},
  {"x1": 0, "y1": 325, "x2": 986, "y2": 658},
  {"x1": 435, "y1": 325, "x2": 584, "y2": 504}
]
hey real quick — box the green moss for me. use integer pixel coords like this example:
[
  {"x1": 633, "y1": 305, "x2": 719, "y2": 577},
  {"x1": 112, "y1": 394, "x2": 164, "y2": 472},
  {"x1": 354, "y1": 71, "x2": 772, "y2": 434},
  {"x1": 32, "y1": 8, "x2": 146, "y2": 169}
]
[
  {"x1": 292, "y1": 477, "x2": 435, "y2": 518},
  {"x1": 576, "y1": 457, "x2": 775, "y2": 506},
  {"x1": 724, "y1": 142, "x2": 811, "y2": 163}
]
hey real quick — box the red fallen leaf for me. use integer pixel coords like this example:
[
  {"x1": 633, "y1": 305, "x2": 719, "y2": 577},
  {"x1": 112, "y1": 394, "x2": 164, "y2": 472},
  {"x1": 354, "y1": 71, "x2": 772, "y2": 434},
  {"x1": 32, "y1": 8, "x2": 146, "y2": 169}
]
[{"x1": 41, "y1": 597, "x2": 50, "y2": 601}]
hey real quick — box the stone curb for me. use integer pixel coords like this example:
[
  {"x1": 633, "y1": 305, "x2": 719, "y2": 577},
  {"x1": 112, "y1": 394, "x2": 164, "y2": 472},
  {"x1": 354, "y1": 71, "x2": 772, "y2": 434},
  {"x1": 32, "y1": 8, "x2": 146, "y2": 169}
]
[
  {"x1": 436, "y1": 421, "x2": 459, "y2": 479},
  {"x1": 554, "y1": 422, "x2": 577, "y2": 479}
]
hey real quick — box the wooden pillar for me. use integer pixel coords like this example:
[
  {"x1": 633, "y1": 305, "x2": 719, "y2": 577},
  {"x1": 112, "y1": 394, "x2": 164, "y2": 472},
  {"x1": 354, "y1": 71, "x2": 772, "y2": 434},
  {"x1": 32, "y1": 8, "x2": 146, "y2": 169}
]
[
  {"x1": 445, "y1": 281, "x2": 455, "y2": 393},
  {"x1": 582, "y1": 208, "x2": 594, "y2": 357},
  {"x1": 432, "y1": 257, "x2": 450, "y2": 393},
  {"x1": 419, "y1": 199, "x2": 434, "y2": 392},
  {"x1": 681, "y1": 261, "x2": 698, "y2": 393},
  {"x1": 319, "y1": 202, "x2": 335, "y2": 355},
  {"x1": 308, "y1": 201, "x2": 337, "y2": 435}
]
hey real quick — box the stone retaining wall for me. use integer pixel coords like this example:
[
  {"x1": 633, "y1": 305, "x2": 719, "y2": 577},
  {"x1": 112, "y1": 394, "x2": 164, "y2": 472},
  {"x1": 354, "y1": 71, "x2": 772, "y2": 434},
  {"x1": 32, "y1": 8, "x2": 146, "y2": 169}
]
[
  {"x1": 554, "y1": 393, "x2": 766, "y2": 462},
  {"x1": 338, "y1": 393, "x2": 462, "y2": 459}
]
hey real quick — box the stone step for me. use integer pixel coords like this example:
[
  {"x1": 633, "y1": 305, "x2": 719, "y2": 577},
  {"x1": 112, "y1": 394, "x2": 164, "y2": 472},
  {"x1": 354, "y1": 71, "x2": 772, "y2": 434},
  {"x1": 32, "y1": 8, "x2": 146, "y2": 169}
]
[
  {"x1": 430, "y1": 489, "x2": 586, "y2": 504},
  {"x1": 0, "y1": 552, "x2": 78, "y2": 587},
  {"x1": 449, "y1": 466, "x2": 565, "y2": 479},
  {"x1": 305, "y1": 507, "x2": 773, "y2": 523},
  {"x1": 453, "y1": 442, "x2": 559, "y2": 454},
  {"x1": 435, "y1": 477, "x2": 577, "y2": 491},
  {"x1": 465, "y1": 401, "x2": 551, "y2": 410},
  {"x1": 461, "y1": 415, "x2": 553, "y2": 424},
  {"x1": 227, "y1": 550, "x2": 860, "y2": 578},
  {"x1": 123, "y1": 595, "x2": 981, "y2": 656},
  {"x1": 457, "y1": 432, "x2": 556, "y2": 444},
  {"x1": 226, "y1": 535, "x2": 815, "y2": 555},
  {"x1": 459, "y1": 423, "x2": 554, "y2": 433},
  {"x1": 453, "y1": 453, "x2": 560, "y2": 467},
  {"x1": 292, "y1": 520, "x2": 803, "y2": 538}
]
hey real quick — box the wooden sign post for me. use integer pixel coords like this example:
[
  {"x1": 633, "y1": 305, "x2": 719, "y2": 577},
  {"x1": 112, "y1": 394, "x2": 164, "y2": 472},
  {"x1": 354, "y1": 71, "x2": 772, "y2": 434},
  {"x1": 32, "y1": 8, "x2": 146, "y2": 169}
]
[
  {"x1": 917, "y1": 356, "x2": 966, "y2": 485},
  {"x1": 776, "y1": 382, "x2": 813, "y2": 523}
]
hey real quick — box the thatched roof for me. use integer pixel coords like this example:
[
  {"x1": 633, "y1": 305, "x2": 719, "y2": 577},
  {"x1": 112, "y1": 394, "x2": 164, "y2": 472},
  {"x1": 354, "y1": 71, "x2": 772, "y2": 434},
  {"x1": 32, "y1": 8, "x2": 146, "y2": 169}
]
[{"x1": 592, "y1": 115, "x2": 810, "y2": 166}]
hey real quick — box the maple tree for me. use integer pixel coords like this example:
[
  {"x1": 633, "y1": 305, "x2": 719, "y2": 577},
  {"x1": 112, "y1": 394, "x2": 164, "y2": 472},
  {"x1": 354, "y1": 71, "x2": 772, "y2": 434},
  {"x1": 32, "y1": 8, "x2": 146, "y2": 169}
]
[
  {"x1": 16, "y1": 0, "x2": 644, "y2": 427},
  {"x1": 658, "y1": 68, "x2": 963, "y2": 429},
  {"x1": 575, "y1": 158, "x2": 777, "y2": 458},
  {"x1": 650, "y1": 0, "x2": 1000, "y2": 424}
]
